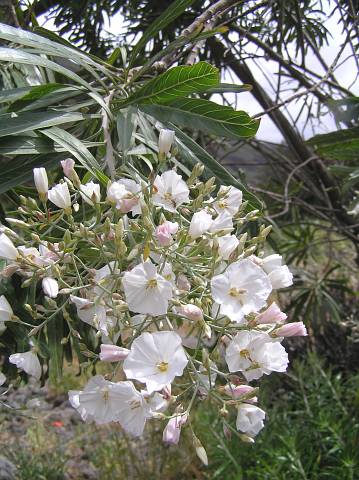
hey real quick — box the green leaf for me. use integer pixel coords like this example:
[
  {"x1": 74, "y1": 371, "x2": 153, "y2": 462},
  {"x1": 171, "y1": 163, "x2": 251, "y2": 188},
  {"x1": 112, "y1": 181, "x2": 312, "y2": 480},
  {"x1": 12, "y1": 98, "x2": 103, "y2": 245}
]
[
  {"x1": 121, "y1": 62, "x2": 219, "y2": 107},
  {"x1": 0, "y1": 86, "x2": 34, "y2": 103},
  {"x1": 307, "y1": 127, "x2": 359, "y2": 161},
  {"x1": 205, "y1": 83, "x2": 252, "y2": 94},
  {"x1": 129, "y1": 0, "x2": 194, "y2": 66},
  {"x1": 9, "y1": 85, "x2": 83, "y2": 112},
  {"x1": 0, "y1": 23, "x2": 109, "y2": 74},
  {"x1": 141, "y1": 98, "x2": 260, "y2": 139},
  {"x1": 170, "y1": 123, "x2": 262, "y2": 210},
  {"x1": 117, "y1": 107, "x2": 138, "y2": 159},
  {"x1": 46, "y1": 315, "x2": 64, "y2": 384},
  {"x1": 0, "y1": 153, "x2": 63, "y2": 194},
  {"x1": 0, "y1": 47, "x2": 94, "y2": 91},
  {"x1": 0, "y1": 135, "x2": 103, "y2": 155},
  {"x1": 41, "y1": 127, "x2": 105, "y2": 182},
  {"x1": 0, "y1": 111, "x2": 95, "y2": 137}
]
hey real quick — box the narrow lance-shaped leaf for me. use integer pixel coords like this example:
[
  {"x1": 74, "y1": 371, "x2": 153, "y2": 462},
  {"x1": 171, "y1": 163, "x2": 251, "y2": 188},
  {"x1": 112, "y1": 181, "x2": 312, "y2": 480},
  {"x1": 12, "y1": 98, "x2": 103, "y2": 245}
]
[
  {"x1": 0, "y1": 111, "x2": 97, "y2": 137},
  {"x1": 0, "y1": 22, "x2": 110, "y2": 74},
  {"x1": 141, "y1": 97, "x2": 260, "y2": 139},
  {"x1": 41, "y1": 126, "x2": 104, "y2": 182},
  {"x1": 121, "y1": 62, "x2": 219, "y2": 107},
  {"x1": 170, "y1": 123, "x2": 262, "y2": 210},
  {"x1": 0, "y1": 47, "x2": 94, "y2": 91}
]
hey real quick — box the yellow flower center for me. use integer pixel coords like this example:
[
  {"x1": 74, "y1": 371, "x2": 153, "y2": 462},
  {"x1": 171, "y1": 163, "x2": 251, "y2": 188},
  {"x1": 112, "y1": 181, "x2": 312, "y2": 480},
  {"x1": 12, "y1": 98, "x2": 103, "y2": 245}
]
[
  {"x1": 157, "y1": 361, "x2": 169, "y2": 372},
  {"x1": 228, "y1": 287, "x2": 247, "y2": 297},
  {"x1": 147, "y1": 278, "x2": 158, "y2": 289},
  {"x1": 240, "y1": 349, "x2": 250, "y2": 359},
  {"x1": 218, "y1": 200, "x2": 228, "y2": 209},
  {"x1": 164, "y1": 192, "x2": 173, "y2": 201}
]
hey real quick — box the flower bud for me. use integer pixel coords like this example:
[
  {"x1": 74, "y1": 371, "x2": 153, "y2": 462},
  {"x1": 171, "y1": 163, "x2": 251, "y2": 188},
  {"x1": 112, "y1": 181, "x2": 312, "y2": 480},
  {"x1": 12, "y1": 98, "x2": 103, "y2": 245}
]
[
  {"x1": 42, "y1": 277, "x2": 59, "y2": 298},
  {"x1": 158, "y1": 129, "x2": 175, "y2": 155},
  {"x1": 193, "y1": 434, "x2": 208, "y2": 466},
  {"x1": 177, "y1": 274, "x2": 191, "y2": 291},
  {"x1": 155, "y1": 221, "x2": 178, "y2": 246},
  {"x1": 33, "y1": 168, "x2": 48, "y2": 199},
  {"x1": 61, "y1": 158, "x2": 75, "y2": 178},
  {"x1": 99, "y1": 344, "x2": 130, "y2": 362},
  {"x1": 255, "y1": 302, "x2": 287, "y2": 324},
  {"x1": 274, "y1": 321, "x2": 307, "y2": 337},
  {"x1": 177, "y1": 304, "x2": 203, "y2": 322},
  {"x1": 163, "y1": 412, "x2": 188, "y2": 445}
]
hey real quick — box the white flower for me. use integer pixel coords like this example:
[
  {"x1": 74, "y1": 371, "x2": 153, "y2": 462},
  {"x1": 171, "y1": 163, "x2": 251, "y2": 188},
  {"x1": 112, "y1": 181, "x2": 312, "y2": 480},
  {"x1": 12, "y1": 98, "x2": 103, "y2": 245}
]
[
  {"x1": 48, "y1": 183, "x2": 71, "y2": 210},
  {"x1": 189, "y1": 210, "x2": 212, "y2": 239},
  {"x1": 211, "y1": 259, "x2": 272, "y2": 323},
  {"x1": 158, "y1": 129, "x2": 175, "y2": 155},
  {"x1": 0, "y1": 295, "x2": 13, "y2": 322},
  {"x1": 42, "y1": 277, "x2": 59, "y2": 298},
  {"x1": 216, "y1": 235, "x2": 239, "y2": 260},
  {"x1": 0, "y1": 295, "x2": 12, "y2": 334},
  {"x1": 0, "y1": 372, "x2": 6, "y2": 386},
  {"x1": 214, "y1": 186, "x2": 242, "y2": 215},
  {"x1": 153, "y1": 170, "x2": 189, "y2": 212},
  {"x1": 236, "y1": 404, "x2": 265, "y2": 437},
  {"x1": 9, "y1": 351, "x2": 41, "y2": 380},
  {"x1": 259, "y1": 254, "x2": 293, "y2": 289},
  {"x1": 123, "y1": 331, "x2": 188, "y2": 393},
  {"x1": 70, "y1": 295, "x2": 113, "y2": 336},
  {"x1": 268, "y1": 266, "x2": 293, "y2": 289},
  {"x1": 33, "y1": 168, "x2": 48, "y2": 196},
  {"x1": 209, "y1": 213, "x2": 233, "y2": 234},
  {"x1": 107, "y1": 179, "x2": 141, "y2": 215},
  {"x1": 0, "y1": 233, "x2": 18, "y2": 260},
  {"x1": 80, "y1": 181, "x2": 101, "y2": 205},
  {"x1": 225, "y1": 331, "x2": 288, "y2": 381},
  {"x1": 69, "y1": 375, "x2": 166, "y2": 436},
  {"x1": 122, "y1": 261, "x2": 173, "y2": 316}
]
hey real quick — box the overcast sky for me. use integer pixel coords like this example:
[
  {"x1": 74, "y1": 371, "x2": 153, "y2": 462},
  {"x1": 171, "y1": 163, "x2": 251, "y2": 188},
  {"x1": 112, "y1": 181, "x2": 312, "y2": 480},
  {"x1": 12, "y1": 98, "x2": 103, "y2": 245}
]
[{"x1": 41, "y1": 5, "x2": 358, "y2": 143}]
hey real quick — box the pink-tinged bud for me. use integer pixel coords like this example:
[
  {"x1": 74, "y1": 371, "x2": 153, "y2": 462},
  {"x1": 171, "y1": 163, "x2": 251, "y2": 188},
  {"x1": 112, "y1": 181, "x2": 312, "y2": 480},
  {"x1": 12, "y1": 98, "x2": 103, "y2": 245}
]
[
  {"x1": 275, "y1": 322, "x2": 308, "y2": 337},
  {"x1": 158, "y1": 129, "x2": 175, "y2": 155},
  {"x1": 177, "y1": 274, "x2": 191, "y2": 291},
  {"x1": 255, "y1": 302, "x2": 287, "y2": 324},
  {"x1": 177, "y1": 304, "x2": 203, "y2": 322},
  {"x1": 155, "y1": 221, "x2": 179, "y2": 246},
  {"x1": 224, "y1": 384, "x2": 257, "y2": 402},
  {"x1": 61, "y1": 158, "x2": 76, "y2": 178},
  {"x1": 118, "y1": 197, "x2": 138, "y2": 214},
  {"x1": 163, "y1": 413, "x2": 188, "y2": 445},
  {"x1": 99, "y1": 344, "x2": 130, "y2": 362}
]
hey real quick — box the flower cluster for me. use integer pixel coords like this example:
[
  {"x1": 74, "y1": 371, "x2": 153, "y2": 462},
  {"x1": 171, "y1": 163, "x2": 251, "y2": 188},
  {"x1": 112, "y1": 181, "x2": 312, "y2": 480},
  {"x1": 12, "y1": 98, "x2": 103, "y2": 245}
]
[{"x1": 0, "y1": 129, "x2": 306, "y2": 457}]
